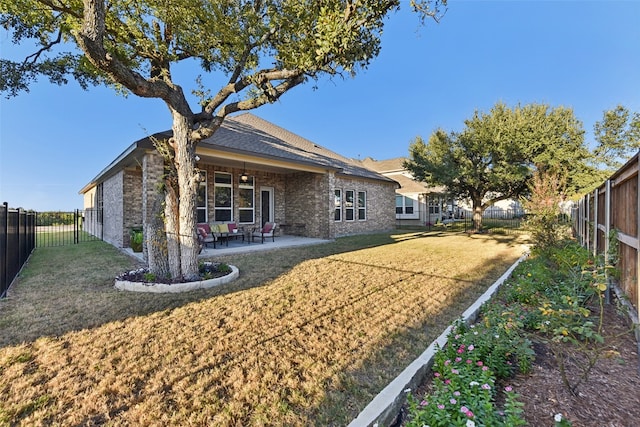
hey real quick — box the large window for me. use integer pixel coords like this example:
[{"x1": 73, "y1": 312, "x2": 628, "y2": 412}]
[
  {"x1": 345, "y1": 190, "x2": 355, "y2": 221},
  {"x1": 214, "y1": 172, "x2": 232, "y2": 222},
  {"x1": 357, "y1": 191, "x2": 367, "y2": 220},
  {"x1": 238, "y1": 175, "x2": 254, "y2": 224},
  {"x1": 396, "y1": 195, "x2": 418, "y2": 219},
  {"x1": 334, "y1": 189, "x2": 342, "y2": 221},
  {"x1": 197, "y1": 171, "x2": 207, "y2": 223}
]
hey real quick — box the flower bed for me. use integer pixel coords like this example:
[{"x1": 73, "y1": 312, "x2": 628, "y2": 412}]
[
  {"x1": 404, "y1": 241, "x2": 621, "y2": 426},
  {"x1": 114, "y1": 262, "x2": 238, "y2": 293}
]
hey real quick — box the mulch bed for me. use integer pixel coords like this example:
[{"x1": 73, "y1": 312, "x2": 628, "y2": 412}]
[{"x1": 514, "y1": 302, "x2": 640, "y2": 427}]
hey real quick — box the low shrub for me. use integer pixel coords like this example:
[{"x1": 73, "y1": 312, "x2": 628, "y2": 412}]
[{"x1": 405, "y1": 240, "x2": 608, "y2": 426}]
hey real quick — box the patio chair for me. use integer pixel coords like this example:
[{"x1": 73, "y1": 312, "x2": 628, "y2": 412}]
[
  {"x1": 251, "y1": 222, "x2": 277, "y2": 243},
  {"x1": 196, "y1": 223, "x2": 217, "y2": 250}
]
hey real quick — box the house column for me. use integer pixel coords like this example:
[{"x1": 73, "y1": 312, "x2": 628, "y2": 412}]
[{"x1": 142, "y1": 151, "x2": 164, "y2": 263}]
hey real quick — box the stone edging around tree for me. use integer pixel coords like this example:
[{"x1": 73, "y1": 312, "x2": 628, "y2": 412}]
[{"x1": 114, "y1": 265, "x2": 239, "y2": 293}]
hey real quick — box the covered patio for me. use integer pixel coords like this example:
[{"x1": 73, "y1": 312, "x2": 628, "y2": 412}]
[{"x1": 123, "y1": 234, "x2": 330, "y2": 261}]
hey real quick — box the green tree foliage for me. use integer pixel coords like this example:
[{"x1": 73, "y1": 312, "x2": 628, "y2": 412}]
[
  {"x1": 1, "y1": 0, "x2": 446, "y2": 279},
  {"x1": 404, "y1": 102, "x2": 588, "y2": 230},
  {"x1": 593, "y1": 105, "x2": 640, "y2": 170}
]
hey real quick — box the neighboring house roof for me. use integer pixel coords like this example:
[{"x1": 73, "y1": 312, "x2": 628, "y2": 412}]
[
  {"x1": 80, "y1": 113, "x2": 395, "y2": 194},
  {"x1": 360, "y1": 157, "x2": 446, "y2": 194}
]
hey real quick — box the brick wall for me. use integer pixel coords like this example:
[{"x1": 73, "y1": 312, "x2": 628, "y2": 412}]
[
  {"x1": 284, "y1": 172, "x2": 329, "y2": 239},
  {"x1": 331, "y1": 175, "x2": 396, "y2": 237},
  {"x1": 123, "y1": 167, "x2": 143, "y2": 245},
  {"x1": 102, "y1": 171, "x2": 124, "y2": 247}
]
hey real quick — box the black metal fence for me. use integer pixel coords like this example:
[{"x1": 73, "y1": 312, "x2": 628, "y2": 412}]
[
  {"x1": 422, "y1": 209, "x2": 527, "y2": 234},
  {"x1": 1, "y1": 203, "x2": 36, "y2": 299},
  {"x1": 1, "y1": 205, "x2": 103, "y2": 299},
  {"x1": 35, "y1": 209, "x2": 103, "y2": 247}
]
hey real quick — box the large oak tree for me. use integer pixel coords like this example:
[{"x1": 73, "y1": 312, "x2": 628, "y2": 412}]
[
  {"x1": 404, "y1": 102, "x2": 588, "y2": 231},
  {"x1": 1, "y1": 0, "x2": 446, "y2": 280}
]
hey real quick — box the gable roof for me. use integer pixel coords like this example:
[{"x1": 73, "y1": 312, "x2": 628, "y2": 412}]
[
  {"x1": 201, "y1": 113, "x2": 393, "y2": 182},
  {"x1": 80, "y1": 113, "x2": 395, "y2": 194}
]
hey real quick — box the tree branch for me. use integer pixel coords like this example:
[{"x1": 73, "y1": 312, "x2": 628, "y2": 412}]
[
  {"x1": 76, "y1": 0, "x2": 191, "y2": 116},
  {"x1": 191, "y1": 71, "x2": 305, "y2": 141}
]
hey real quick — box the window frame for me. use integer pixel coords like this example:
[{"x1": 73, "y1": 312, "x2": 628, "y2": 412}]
[
  {"x1": 396, "y1": 194, "x2": 418, "y2": 219},
  {"x1": 213, "y1": 171, "x2": 233, "y2": 222},
  {"x1": 345, "y1": 189, "x2": 355, "y2": 221},
  {"x1": 196, "y1": 171, "x2": 207, "y2": 223},
  {"x1": 238, "y1": 175, "x2": 255, "y2": 224},
  {"x1": 334, "y1": 189, "x2": 342, "y2": 222},
  {"x1": 357, "y1": 190, "x2": 367, "y2": 221}
]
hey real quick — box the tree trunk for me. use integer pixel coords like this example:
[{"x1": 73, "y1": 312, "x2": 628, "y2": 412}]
[
  {"x1": 146, "y1": 191, "x2": 170, "y2": 278},
  {"x1": 472, "y1": 197, "x2": 484, "y2": 232},
  {"x1": 171, "y1": 110, "x2": 200, "y2": 281},
  {"x1": 164, "y1": 185, "x2": 182, "y2": 279}
]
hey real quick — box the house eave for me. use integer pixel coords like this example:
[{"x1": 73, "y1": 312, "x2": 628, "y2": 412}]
[{"x1": 78, "y1": 135, "x2": 157, "y2": 195}]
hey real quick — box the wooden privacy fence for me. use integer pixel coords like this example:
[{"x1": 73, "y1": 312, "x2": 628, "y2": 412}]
[{"x1": 574, "y1": 152, "x2": 639, "y2": 316}]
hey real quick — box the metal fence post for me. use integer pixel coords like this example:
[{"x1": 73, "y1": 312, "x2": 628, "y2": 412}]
[{"x1": 1, "y1": 202, "x2": 7, "y2": 298}]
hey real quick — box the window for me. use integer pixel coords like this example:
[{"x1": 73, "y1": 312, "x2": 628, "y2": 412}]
[
  {"x1": 357, "y1": 191, "x2": 366, "y2": 220},
  {"x1": 96, "y1": 183, "x2": 103, "y2": 224},
  {"x1": 334, "y1": 189, "x2": 342, "y2": 221},
  {"x1": 214, "y1": 172, "x2": 232, "y2": 222},
  {"x1": 396, "y1": 195, "x2": 418, "y2": 218},
  {"x1": 196, "y1": 171, "x2": 207, "y2": 223},
  {"x1": 238, "y1": 175, "x2": 254, "y2": 224},
  {"x1": 429, "y1": 199, "x2": 440, "y2": 214},
  {"x1": 345, "y1": 190, "x2": 355, "y2": 221}
]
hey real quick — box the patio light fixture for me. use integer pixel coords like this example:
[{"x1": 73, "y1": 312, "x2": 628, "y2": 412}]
[{"x1": 240, "y1": 162, "x2": 249, "y2": 183}]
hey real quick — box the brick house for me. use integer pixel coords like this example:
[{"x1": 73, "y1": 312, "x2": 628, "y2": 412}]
[{"x1": 79, "y1": 113, "x2": 398, "y2": 250}]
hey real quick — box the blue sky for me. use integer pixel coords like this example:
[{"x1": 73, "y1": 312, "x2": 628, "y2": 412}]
[{"x1": 1, "y1": 0, "x2": 639, "y2": 211}]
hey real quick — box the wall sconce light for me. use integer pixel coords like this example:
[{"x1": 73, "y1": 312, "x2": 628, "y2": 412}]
[{"x1": 240, "y1": 162, "x2": 249, "y2": 182}]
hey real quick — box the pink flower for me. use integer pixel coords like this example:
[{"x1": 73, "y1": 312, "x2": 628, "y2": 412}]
[
  {"x1": 451, "y1": 368, "x2": 459, "y2": 375},
  {"x1": 454, "y1": 391, "x2": 461, "y2": 396},
  {"x1": 438, "y1": 404, "x2": 445, "y2": 410},
  {"x1": 476, "y1": 361, "x2": 483, "y2": 366},
  {"x1": 444, "y1": 360, "x2": 450, "y2": 366},
  {"x1": 445, "y1": 379, "x2": 451, "y2": 385},
  {"x1": 466, "y1": 359, "x2": 472, "y2": 364},
  {"x1": 482, "y1": 383, "x2": 491, "y2": 390},
  {"x1": 434, "y1": 372, "x2": 441, "y2": 377},
  {"x1": 420, "y1": 400, "x2": 428, "y2": 406},
  {"x1": 505, "y1": 386, "x2": 513, "y2": 392},
  {"x1": 468, "y1": 345, "x2": 475, "y2": 351},
  {"x1": 466, "y1": 410, "x2": 475, "y2": 418},
  {"x1": 450, "y1": 398, "x2": 457, "y2": 404},
  {"x1": 455, "y1": 357, "x2": 462, "y2": 363},
  {"x1": 482, "y1": 366, "x2": 489, "y2": 371}
]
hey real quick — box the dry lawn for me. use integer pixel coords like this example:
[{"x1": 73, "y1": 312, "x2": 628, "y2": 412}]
[{"x1": 0, "y1": 231, "x2": 526, "y2": 426}]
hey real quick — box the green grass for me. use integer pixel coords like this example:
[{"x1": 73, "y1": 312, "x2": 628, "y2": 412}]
[
  {"x1": 36, "y1": 230, "x2": 100, "y2": 247},
  {"x1": 0, "y1": 231, "x2": 526, "y2": 426}
]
